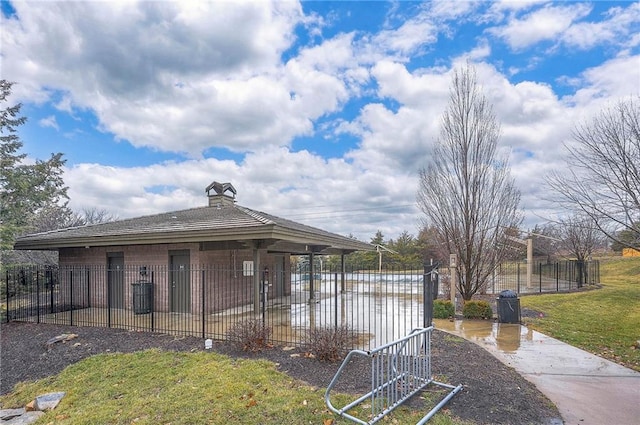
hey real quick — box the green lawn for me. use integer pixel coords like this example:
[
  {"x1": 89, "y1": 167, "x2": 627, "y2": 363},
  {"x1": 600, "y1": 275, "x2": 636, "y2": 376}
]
[
  {"x1": 521, "y1": 256, "x2": 640, "y2": 371},
  {"x1": 0, "y1": 349, "x2": 465, "y2": 425}
]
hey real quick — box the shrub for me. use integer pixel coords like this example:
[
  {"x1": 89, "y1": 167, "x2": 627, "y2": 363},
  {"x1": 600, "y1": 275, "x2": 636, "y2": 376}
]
[
  {"x1": 433, "y1": 299, "x2": 455, "y2": 319},
  {"x1": 305, "y1": 325, "x2": 352, "y2": 362},
  {"x1": 462, "y1": 300, "x2": 493, "y2": 319},
  {"x1": 225, "y1": 318, "x2": 272, "y2": 352}
]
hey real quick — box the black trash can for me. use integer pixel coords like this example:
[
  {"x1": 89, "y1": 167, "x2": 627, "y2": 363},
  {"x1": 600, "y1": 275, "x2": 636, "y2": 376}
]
[
  {"x1": 496, "y1": 290, "x2": 520, "y2": 323},
  {"x1": 132, "y1": 281, "x2": 153, "y2": 314}
]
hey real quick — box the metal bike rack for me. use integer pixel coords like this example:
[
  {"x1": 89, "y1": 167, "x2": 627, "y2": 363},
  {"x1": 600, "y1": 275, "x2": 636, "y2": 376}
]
[{"x1": 325, "y1": 327, "x2": 462, "y2": 425}]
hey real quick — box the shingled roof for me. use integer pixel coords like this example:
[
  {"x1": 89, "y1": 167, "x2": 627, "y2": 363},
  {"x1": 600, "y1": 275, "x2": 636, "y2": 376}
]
[{"x1": 14, "y1": 202, "x2": 374, "y2": 255}]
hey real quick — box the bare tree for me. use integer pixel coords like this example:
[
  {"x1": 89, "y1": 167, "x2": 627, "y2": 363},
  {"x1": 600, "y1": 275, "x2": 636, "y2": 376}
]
[
  {"x1": 555, "y1": 214, "x2": 607, "y2": 287},
  {"x1": 29, "y1": 205, "x2": 118, "y2": 233},
  {"x1": 417, "y1": 65, "x2": 522, "y2": 300},
  {"x1": 78, "y1": 207, "x2": 119, "y2": 225},
  {"x1": 547, "y1": 97, "x2": 640, "y2": 249},
  {"x1": 28, "y1": 204, "x2": 78, "y2": 233}
]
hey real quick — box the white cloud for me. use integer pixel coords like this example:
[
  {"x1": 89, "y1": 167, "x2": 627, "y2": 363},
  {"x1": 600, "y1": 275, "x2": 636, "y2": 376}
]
[
  {"x1": 373, "y1": 16, "x2": 439, "y2": 57},
  {"x1": 38, "y1": 115, "x2": 59, "y2": 130},
  {"x1": 2, "y1": 1, "x2": 307, "y2": 154},
  {"x1": 428, "y1": 0, "x2": 477, "y2": 21},
  {"x1": 490, "y1": 3, "x2": 592, "y2": 50},
  {"x1": 63, "y1": 150, "x2": 421, "y2": 241},
  {"x1": 561, "y1": 2, "x2": 640, "y2": 50},
  {"x1": 566, "y1": 55, "x2": 640, "y2": 111},
  {"x1": 490, "y1": 2, "x2": 640, "y2": 53},
  {"x1": 336, "y1": 59, "x2": 598, "y2": 231},
  {"x1": 4, "y1": 0, "x2": 638, "y2": 242}
]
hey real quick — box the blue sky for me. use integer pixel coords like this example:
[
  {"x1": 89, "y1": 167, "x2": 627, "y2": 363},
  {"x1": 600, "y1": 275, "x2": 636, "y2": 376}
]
[{"x1": 1, "y1": 0, "x2": 639, "y2": 241}]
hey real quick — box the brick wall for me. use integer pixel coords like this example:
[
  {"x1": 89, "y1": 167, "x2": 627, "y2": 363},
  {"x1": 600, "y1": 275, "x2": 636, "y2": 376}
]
[{"x1": 57, "y1": 244, "x2": 291, "y2": 314}]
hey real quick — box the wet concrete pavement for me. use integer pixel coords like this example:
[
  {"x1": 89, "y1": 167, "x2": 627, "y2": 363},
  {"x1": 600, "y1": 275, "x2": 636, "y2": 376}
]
[{"x1": 434, "y1": 319, "x2": 640, "y2": 425}]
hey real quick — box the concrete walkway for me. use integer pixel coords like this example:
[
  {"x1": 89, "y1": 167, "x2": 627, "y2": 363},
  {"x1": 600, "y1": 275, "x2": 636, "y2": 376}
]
[{"x1": 434, "y1": 319, "x2": 640, "y2": 425}]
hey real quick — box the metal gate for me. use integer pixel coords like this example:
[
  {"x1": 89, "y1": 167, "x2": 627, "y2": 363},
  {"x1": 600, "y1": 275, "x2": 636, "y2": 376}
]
[{"x1": 325, "y1": 327, "x2": 462, "y2": 424}]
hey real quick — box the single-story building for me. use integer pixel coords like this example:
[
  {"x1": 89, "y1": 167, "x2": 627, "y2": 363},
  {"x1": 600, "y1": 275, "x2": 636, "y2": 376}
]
[
  {"x1": 622, "y1": 247, "x2": 640, "y2": 257},
  {"x1": 13, "y1": 181, "x2": 374, "y2": 316}
]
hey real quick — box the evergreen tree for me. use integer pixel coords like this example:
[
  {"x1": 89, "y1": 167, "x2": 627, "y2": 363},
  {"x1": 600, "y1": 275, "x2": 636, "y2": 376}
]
[{"x1": 0, "y1": 80, "x2": 68, "y2": 250}]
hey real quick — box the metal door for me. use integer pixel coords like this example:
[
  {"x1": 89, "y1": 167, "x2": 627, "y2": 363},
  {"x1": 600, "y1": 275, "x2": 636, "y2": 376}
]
[
  {"x1": 107, "y1": 253, "x2": 124, "y2": 309},
  {"x1": 170, "y1": 252, "x2": 191, "y2": 313},
  {"x1": 274, "y1": 255, "x2": 285, "y2": 297}
]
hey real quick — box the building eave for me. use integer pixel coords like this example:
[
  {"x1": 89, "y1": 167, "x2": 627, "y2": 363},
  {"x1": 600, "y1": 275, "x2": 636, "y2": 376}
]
[{"x1": 14, "y1": 221, "x2": 374, "y2": 254}]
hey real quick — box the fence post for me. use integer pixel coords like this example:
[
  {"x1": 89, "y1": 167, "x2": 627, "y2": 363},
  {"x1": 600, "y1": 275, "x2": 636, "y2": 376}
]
[
  {"x1": 577, "y1": 260, "x2": 584, "y2": 288},
  {"x1": 151, "y1": 270, "x2": 155, "y2": 332},
  {"x1": 201, "y1": 268, "x2": 206, "y2": 339},
  {"x1": 423, "y1": 262, "x2": 437, "y2": 328},
  {"x1": 334, "y1": 272, "x2": 338, "y2": 330},
  {"x1": 69, "y1": 268, "x2": 74, "y2": 327},
  {"x1": 36, "y1": 268, "x2": 41, "y2": 324},
  {"x1": 340, "y1": 255, "x2": 346, "y2": 293},
  {"x1": 517, "y1": 263, "x2": 521, "y2": 293},
  {"x1": 539, "y1": 263, "x2": 542, "y2": 293},
  {"x1": 49, "y1": 268, "x2": 54, "y2": 315},
  {"x1": 5, "y1": 269, "x2": 10, "y2": 323},
  {"x1": 86, "y1": 267, "x2": 91, "y2": 308},
  {"x1": 107, "y1": 265, "x2": 112, "y2": 328}
]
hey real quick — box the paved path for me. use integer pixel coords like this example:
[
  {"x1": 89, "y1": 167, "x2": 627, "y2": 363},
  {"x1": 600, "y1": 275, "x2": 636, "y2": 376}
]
[{"x1": 434, "y1": 320, "x2": 640, "y2": 425}]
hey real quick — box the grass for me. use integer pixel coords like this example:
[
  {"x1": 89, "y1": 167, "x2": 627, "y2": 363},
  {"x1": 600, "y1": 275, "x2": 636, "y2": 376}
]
[
  {"x1": 8, "y1": 257, "x2": 636, "y2": 423},
  {"x1": 0, "y1": 349, "x2": 466, "y2": 425},
  {"x1": 521, "y1": 256, "x2": 640, "y2": 371}
]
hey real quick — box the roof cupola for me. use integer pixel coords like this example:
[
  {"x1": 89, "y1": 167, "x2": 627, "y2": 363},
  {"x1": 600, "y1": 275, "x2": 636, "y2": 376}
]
[{"x1": 206, "y1": 181, "x2": 237, "y2": 207}]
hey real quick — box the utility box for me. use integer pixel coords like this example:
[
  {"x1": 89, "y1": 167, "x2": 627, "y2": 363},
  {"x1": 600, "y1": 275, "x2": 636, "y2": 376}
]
[
  {"x1": 497, "y1": 290, "x2": 520, "y2": 323},
  {"x1": 132, "y1": 281, "x2": 153, "y2": 314}
]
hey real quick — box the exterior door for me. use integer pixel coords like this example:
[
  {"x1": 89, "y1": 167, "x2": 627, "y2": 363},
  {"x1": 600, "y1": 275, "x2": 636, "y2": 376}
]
[
  {"x1": 107, "y1": 253, "x2": 124, "y2": 309},
  {"x1": 274, "y1": 255, "x2": 285, "y2": 297},
  {"x1": 170, "y1": 252, "x2": 191, "y2": 313}
]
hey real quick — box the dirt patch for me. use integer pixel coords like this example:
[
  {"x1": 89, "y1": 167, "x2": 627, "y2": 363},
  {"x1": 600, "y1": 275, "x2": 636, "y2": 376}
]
[{"x1": 0, "y1": 322, "x2": 561, "y2": 424}]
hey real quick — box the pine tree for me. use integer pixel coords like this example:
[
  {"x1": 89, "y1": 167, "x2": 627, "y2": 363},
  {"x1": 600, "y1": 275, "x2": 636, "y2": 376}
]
[{"x1": 0, "y1": 80, "x2": 68, "y2": 250}]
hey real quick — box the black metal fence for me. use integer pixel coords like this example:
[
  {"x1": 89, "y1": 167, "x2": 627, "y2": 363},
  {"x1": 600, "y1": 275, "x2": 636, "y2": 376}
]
[
  {"x1": 2, "y1": 263, "x2": 434, "y2": 350},
  {"x1": 486, "y1": 260, "x2": 600, "y2": 294},
  {"x1": 1, "y1": 259, "x2": 599, "y2": 350}
]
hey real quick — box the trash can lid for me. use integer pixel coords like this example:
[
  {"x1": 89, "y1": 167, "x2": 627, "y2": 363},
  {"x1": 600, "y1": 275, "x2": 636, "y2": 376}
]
[{"x1": 499, "y1": 289, "x2": 518, "y2": 298}]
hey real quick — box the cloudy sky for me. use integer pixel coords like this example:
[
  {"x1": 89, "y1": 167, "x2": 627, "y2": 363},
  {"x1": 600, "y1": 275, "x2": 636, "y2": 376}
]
[{"x1": 2, "y1": 0, "x2": 639, "y2": 242}]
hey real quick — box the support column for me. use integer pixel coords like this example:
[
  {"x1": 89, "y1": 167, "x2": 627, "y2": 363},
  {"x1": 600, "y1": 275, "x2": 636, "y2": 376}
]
[{"x1": 308, "y1": 252, "x2": 315, "y2": 303}]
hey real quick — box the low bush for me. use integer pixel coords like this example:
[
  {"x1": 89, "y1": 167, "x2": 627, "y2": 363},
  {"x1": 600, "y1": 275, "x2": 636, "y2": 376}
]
[
  {"x1": 433, "y1": 299, "x2": 455, "y2": 319},
  {"x1": 225, "y1": 318, "x2": 272, "y2": 352},
  {"x1": 305, "y1": 325, "x2": 351, "y2": 362},
  {"x1": 463, "y1": 300, "x2": 493, "y2": 319}
]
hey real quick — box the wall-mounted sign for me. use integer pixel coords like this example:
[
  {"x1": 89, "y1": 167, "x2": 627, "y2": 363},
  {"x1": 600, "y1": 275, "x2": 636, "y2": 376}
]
[{"x1": 243, "y1": 261, "x2": 254, "y2": 276}]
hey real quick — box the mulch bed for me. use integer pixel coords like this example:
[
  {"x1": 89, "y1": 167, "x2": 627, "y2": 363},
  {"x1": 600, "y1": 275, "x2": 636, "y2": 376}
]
[{"x1": 0, "y1": 321, "x2": 561, "y2": 424}]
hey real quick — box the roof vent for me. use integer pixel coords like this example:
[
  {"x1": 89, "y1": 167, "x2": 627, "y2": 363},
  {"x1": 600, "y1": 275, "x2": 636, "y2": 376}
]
[{"x1": 206, "y1": 181, "x2": 237, "y2": 207}]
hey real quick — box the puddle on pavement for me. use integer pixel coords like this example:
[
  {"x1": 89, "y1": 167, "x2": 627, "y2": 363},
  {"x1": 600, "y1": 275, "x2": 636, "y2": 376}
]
[{"x1": 434, "y1": 319, "x2": 534, "y2": 353}]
